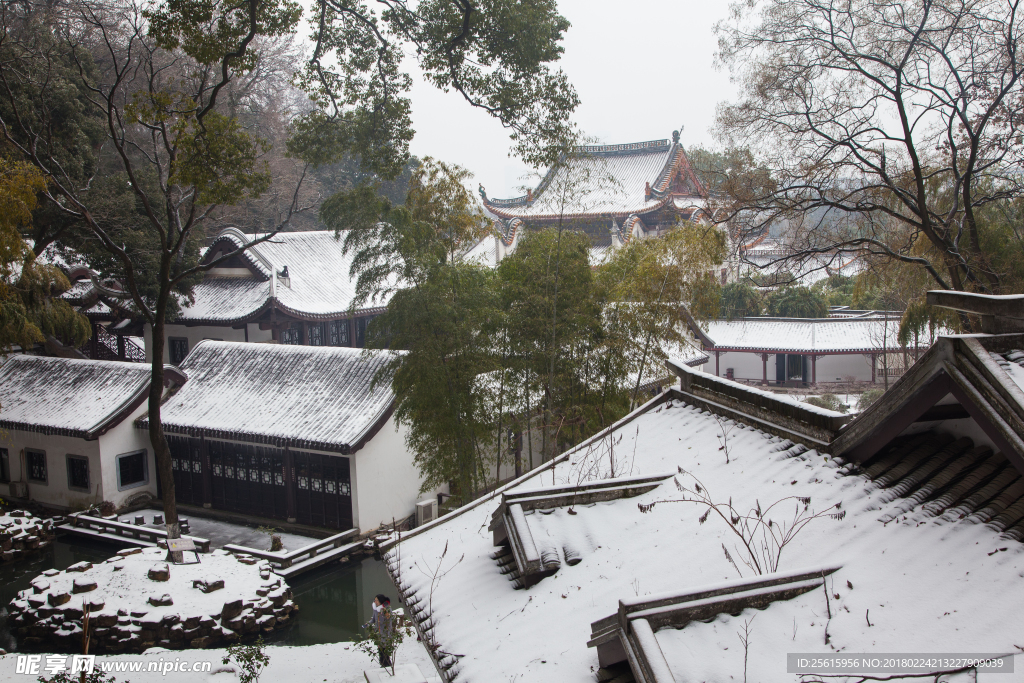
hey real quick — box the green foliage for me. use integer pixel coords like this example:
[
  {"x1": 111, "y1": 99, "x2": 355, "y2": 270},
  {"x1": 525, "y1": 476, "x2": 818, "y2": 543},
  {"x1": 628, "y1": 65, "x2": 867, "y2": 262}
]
[
  {"x1": 296, "y1": 0, "x2": 579, "y2": 173},
  {"x1": 812, "y1": 275, "x2": 855, "y2": 308},
  {"x1": 146, "y1": 0, "x2": 302, "y2": 70},
  {"x1": 804, "y1": 393, "x2": 846, "y2": 413},
  {"x1": 720, "y1": 282, "x2": 762, "y2": 319},
  {"x1": 765, "y1": 286, "x2": 827, "y2": 318},
  {"x1": 223, "y1": 636, "x2": 270, "y2": 683},
  {"x1": 857, "y1": 388, "x2": 885, "y2": 411},
  {"x1": 355, "y1": 604, "x2": 412, "y2": 676},
  {"x1": 0, "y1": 158, "x2": 89, "y2": 351}
]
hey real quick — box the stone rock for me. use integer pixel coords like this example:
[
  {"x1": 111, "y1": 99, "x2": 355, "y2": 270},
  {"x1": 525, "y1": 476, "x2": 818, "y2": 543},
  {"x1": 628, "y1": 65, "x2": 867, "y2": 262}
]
[
  {"x1": 66, "y1": 561, "x2": 93, "y2": 572},
  {"x1": 130, "y1": 610, "x2": 147, "y2": 618},
  {"x1": 169, "y1": 624, "x2": 185, "y2": 641},
  {"x1": 47, "y1": 592, "x2": 70, "y2": 607},
  {"x1": 42, "y1": 569, "x2": 59, "y2": 577},
  {"x1": 94, "y1": 614, "x2": 119, "y2": 628},
  {"x1": 192, "y1": 578, "x2": 224, "y2": 593},
  {"x1": 148, "y1": 594, "x2": 173, "y2": 607},
  {"x1": 190, "y1": 636, "x2": 212, "y2": 649},
  {"x1": 86, "y1": 597, "x2": 105, "y2": 611},
  {"x1": 221, "y1": 599, "x2": 243, "y2": 621},
  {"x1": 27, "y1": 595, "x2": 45, "y2": 609},
  {"x1": 117, "y1": 548, "x2": 142, "y2": 557},
  {"x1": 30, "y1": 579, "x2": 49, "y2": 594},
  {"x1": 161, "y1": 614, "x2": 181, "y2": 625},
  {"x1": 147, "y1": 563, "x2": 170, "y2": 581},
  {"x1": 183, "y1": 616, "x2": 201, "y2": 629},
  {"x1": 72, "y1": 578, "x2": 98, "y2": 594}
]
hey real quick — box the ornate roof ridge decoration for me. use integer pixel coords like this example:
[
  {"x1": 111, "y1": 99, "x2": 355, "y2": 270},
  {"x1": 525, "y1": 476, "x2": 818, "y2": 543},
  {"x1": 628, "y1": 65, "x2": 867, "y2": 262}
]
[{"x1": 580, "y1": 139, "x2": 671, "y2": 156}]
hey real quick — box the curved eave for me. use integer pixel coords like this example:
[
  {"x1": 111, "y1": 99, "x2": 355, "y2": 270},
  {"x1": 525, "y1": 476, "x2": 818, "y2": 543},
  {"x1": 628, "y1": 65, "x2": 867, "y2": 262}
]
[
  {"x1": 173, "y1": 298, "x2": 388, "y2": 326},
  {"x1": 705, "y1": 345, "x2": 928, "y2": 355},
  {"x1": 483, "y1": 194, "x2": 678, "y2": 222}
]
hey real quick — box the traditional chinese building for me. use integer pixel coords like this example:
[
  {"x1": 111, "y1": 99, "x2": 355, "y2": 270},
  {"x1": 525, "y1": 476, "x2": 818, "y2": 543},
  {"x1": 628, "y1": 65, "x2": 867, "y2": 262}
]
[
  {"x1": 474, "y1": 132, "x2": 709, "y2": 264},
  {"x1": 146, "y1": 228, "x2": 389, "y2": 365}
]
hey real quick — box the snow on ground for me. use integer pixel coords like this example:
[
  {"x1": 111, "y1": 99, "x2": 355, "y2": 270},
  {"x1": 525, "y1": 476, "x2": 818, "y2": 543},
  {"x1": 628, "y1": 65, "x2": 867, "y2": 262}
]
[
  {"x1": 390, "y1": 397, "x2": 1024, "y2": 682},
  {"x1": 128, "y1": 513, "x2": 315, "y2": 554},
  {"x1": 0, "y1": 640, "x2": 442, "y2": 682}
]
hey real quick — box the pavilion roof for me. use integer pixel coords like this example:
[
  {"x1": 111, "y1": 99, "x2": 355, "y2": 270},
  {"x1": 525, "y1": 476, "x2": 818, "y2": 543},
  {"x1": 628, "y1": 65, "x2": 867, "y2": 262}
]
[{"x1": 482, "y1": 139, "x2": 706, "y2": 221}]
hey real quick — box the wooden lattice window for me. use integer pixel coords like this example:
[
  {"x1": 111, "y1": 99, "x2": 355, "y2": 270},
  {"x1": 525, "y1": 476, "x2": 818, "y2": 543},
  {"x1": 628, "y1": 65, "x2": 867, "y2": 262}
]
[
  {"x1": 27, "y1": 450, "x2": 46, "y2": 483},
  {"x1": 66, "y1": 455, "x2": 90, "y2": 491}
]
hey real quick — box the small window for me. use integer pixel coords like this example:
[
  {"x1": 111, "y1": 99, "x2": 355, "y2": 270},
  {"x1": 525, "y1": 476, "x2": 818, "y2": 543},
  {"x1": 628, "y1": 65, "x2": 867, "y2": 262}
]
[
  {"x1": 0, "y1": 448, "x2": 9, "y2": 483},
  {"x1": 355, "y1": 316, "x2": 372, "y2": 348},
  {"x1": 308, "y1": 322, "x2": 325, "y2": 346},
  {"x1": 26, "y1": 450, "x2": 46, "y2": 484},
  {"x1": 281, "y1": 323, "x2": 302, "y2": 345},
  {"x1": 66, "y1": 455, "x2": 90, "y2": 491},
  {"x1": 329, "y1": 319, "x2": 350, "y2": 346},
  {"x1": 169, "y1": 337, "x2": 189, "y2": 365},
  {"x1": 116, "y1": 450, "x2": 148, "y2": 490}
]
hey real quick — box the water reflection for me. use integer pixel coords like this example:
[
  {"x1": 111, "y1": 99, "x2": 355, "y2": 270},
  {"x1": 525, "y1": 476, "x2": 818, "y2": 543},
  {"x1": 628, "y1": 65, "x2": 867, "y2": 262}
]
[
  {"x1": 268, "y1": 556, "x2": 403, "y2": 646},
  {"x1": 0, "y1": 539, "x2": 396, "y2": 650}
]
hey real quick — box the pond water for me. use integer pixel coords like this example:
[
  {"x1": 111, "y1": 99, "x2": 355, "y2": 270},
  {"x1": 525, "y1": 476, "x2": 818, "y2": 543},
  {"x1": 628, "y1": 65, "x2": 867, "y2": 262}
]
[{"x1": 0, "y1": 538, "x2": 401, "y2": 651}]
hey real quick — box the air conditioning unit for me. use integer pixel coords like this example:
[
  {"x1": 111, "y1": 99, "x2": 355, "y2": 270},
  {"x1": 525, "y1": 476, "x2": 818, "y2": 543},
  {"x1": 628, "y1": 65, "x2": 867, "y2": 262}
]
[
  {"x1": 415, "y1": 499, "x2": 438, "y2": 527},
  {"x1": 9, "y1": 481, "x2": 27, "y2": 499}
]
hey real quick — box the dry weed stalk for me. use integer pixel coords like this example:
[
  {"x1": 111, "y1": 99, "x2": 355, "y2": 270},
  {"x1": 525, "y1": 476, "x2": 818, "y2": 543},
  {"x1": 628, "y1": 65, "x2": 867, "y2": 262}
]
[{"x1": 639, "y1": 468, "x2": 845, "y2": 575}]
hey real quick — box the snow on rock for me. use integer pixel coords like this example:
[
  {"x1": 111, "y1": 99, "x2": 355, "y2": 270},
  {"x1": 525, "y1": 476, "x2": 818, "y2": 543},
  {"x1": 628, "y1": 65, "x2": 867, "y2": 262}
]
[
  {"x1": 0, "y1": 509, "x2": 55, "y2": 562},
  {"x1": 7, "y1": 548, "x2": 298, "y2": 653}
]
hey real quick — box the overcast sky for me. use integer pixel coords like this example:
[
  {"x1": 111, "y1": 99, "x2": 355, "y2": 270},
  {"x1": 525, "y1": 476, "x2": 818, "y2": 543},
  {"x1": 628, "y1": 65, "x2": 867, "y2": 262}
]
[{"x1": 404, "y1": 0, "x2": 739, "y2": 198}]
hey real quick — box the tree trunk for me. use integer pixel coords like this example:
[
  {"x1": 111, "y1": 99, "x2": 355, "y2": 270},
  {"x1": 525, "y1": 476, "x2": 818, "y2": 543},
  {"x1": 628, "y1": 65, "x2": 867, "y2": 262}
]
[{"x1": 148, "y1": 316, "x2": 181, "y2": 550}]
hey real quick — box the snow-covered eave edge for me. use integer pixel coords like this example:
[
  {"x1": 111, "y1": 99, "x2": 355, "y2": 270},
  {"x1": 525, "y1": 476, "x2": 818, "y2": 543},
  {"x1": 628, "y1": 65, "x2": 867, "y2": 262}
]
[
  {"x1": 833, "y1": 333, "x2": 1024, "y2": 469},
  {"x1": 172, "y1": 293, "x2": 389, "y2": 326},
  {"x1": 134, "y1": 393, "x2": 395, "y2": 456},
  {"x1": 3, "y1": 364, "x2": 187, "y2": 441}
]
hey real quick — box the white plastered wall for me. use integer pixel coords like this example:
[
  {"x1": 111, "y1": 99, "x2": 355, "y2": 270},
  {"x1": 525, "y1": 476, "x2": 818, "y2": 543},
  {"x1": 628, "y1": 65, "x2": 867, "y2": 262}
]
[
  {"x1": 1, "y1": 431, "x2": 102, "y2": 510},
  {"x1": 145, "y1": 323, "x2": 272, "y2": 363},
  {"x1": 700, "y1": 351, "x2": 876, "y2": 383},
  {"x1": 350, "y1": 414, "x2": 442, "y2": 531},
  {"x1": 98, "y1": 404, "x2": 158, "y2": 509}
]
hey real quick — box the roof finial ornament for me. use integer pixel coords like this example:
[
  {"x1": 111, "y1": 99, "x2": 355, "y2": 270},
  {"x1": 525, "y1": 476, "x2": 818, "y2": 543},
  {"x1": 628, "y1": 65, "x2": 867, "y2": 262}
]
[
  {"x1": 672, "y1": 129, "x2": 680, "y2": 144},
  {"x1": 478, "y1": 183, "x2": 487, "y2": 201}
]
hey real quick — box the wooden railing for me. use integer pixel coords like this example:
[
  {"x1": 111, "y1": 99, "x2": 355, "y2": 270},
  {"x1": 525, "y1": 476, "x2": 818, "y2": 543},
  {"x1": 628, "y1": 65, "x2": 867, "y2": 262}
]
[
  {"x1": 223, "y1": 528, "x2": 358, "y2": 570},
  {"x1": 65, "y1": 513, "x2": 210, "y2": 552}
]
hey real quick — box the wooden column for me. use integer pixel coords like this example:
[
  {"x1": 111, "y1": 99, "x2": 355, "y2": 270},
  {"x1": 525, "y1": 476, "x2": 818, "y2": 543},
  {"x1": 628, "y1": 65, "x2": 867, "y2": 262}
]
[
  {"x1": 117, "y1": 335, "x2": 126, "y2": 360},
  {"x1": 284, "y1": 446, "x2": 297, "y2": 523},
  {"x1": 514, "y1": 431, "x2": 523, "y2": 478},
  {"x1": 200, "y1": 435, "x2": 212, "y2": 509},
  {"x1": 715, "y1": 351, "x2": 721, "y2": 377},
  {"x1": 870, "y1": 353, "x2": 877, "y2": 383},
  {"x1": 811, "y1": 354, "x2": 817, "y2": 386},
  {"x1": 761, "y1": 353, "x2": 768, "y2": 385},
  {"x1": 90, "y1": 323, "x2": 99, "y2": 359}
]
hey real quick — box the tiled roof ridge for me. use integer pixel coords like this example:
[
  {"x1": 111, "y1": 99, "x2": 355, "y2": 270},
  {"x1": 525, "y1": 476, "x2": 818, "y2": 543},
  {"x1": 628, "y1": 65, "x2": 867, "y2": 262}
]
[{"x1": 482, "y1": 139, "x2": 683, "y2": 214}]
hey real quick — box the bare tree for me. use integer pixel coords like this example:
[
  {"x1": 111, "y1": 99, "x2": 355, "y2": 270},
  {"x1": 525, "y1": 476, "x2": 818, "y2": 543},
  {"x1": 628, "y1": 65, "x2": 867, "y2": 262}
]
[
  {"x1": 0, "y1": 0, "x2": 308, "y2": 543},
  {"x1": 715, "y1": 0, "x2": 1024, "y2": 307}
]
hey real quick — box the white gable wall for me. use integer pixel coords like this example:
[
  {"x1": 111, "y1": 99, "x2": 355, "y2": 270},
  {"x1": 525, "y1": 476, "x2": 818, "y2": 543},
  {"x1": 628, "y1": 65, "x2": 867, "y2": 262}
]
[
  {"x1": 144, "y1": 323, "x2": 272, "y2": 363},
  {"x1": 701, "y1": 351, "x2": 875, "y2": 383},
  {"x1": 98, "y1": 403, "x2": 158, "y2": 509},
  {"x1": 350, "y1": 414, "x2": 437, "y2": 531}
]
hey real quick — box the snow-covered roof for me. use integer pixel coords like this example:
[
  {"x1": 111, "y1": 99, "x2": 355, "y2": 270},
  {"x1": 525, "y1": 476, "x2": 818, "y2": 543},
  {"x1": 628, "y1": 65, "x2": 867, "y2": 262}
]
[
  {"x1": 482, "y1": 139, "x2": 706, "y2": 220},
  {"x1": 385, "y1": 384, "x2": 1024, "y2": 682},
  {"x1": 144, "y1": 341, "x2": 398, "y2": 453},
  {"x1": 696, "y1": 317, "x2": 914, "y2": 354},
  {"x1": 0, "y1": 356, "x2": 170, "y2": 439},
  {"x1": 177, "y1": 230, "x2": 391, "y2": 324}
]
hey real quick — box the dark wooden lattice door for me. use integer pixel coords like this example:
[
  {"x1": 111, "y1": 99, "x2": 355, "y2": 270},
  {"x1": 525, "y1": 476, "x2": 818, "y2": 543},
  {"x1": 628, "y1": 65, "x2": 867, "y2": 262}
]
[
  {"x1": 209, "y1": 441, "x2": 287, "y2": 520},
  {"x1": 294, "y1": 451, "x2": 352, "y2": 530},
  {"x1": 167, "y1": 435, "x2": 203, "y2": 506}
]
